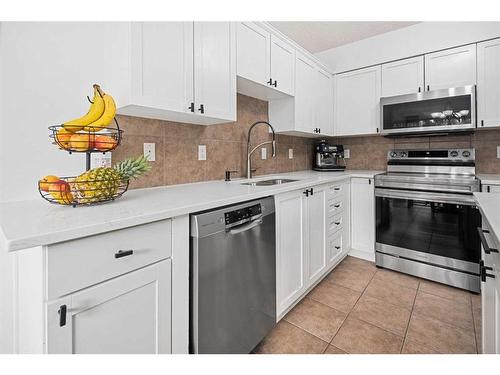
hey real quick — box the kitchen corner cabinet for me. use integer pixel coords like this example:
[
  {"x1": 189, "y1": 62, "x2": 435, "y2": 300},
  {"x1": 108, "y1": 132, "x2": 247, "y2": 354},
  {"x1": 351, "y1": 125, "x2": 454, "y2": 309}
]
[
  {"x1": 350, "y1": 177, "x2": 375, "y2": 261},
  {"x1": 236, "y1": 22, "x2": 295, "y2": 98},
  {"x1": 121, "y1": 22, "x2": 236, "y2": 125},
  {"x1": 424, "y1": 44, "x2": 477, "y2": 91},
  {"x1": 269, "y1": 52, "x2": 333, "y2": 137},
  {"x1": 381, "y1": 56, "x2": 424, "y2": 97},
  {"x1": 334, "y1": 66, "x2": 381, "y2": 136},
  {"x1": 477, "y1": 38, "x2": 500, "y2": 128}
]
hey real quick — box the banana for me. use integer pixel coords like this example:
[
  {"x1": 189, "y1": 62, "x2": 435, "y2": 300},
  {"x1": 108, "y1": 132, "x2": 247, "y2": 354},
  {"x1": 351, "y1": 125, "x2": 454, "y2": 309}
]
[
  {"x1": 84, "y1": 93, "x2": 116, "y2": 132},
  {"x1": 63, "y1": 84, "x2": 105, "y2": 132}
]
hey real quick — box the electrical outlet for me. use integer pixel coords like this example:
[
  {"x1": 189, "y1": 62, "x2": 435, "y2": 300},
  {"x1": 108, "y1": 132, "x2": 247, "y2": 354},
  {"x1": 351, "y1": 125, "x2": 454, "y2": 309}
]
[
  {"x1": 288, "y1": 148, "x2": 293, "y2": 159},
  {"x1": 143, "y1": 143, "x2": 156, "y2": 161},
  {"x1": 344, "y1": 149, "x2": 350, "y2": 159},
  {"x1": 497, "y1": 146, "x2": 500, "y2": 159},
  {"x1": 261, "y1": 147, "x2": 267, "y2": 160},
  {"x1": 90, "y1": 153, "x2": 112, "y2": 169},
  {"x1": 198, "y1": 145, "x2": 207, "y2": 161}
]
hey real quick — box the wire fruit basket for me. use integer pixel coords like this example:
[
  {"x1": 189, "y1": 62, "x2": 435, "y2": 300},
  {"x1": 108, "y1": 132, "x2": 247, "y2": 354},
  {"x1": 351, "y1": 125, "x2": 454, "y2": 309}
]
[{"x1": 38, "y1": 176, "x2": 129, "y2": 208}]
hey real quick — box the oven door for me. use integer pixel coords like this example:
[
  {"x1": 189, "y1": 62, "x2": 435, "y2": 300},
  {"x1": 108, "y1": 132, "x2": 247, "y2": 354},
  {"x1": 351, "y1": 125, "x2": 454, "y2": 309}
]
[
  {"x1": 380, "y1": 85, "x2": 476, "y2": 136},
  {"x1": 375, "y1": 188, "x2": 481, "y2": 273}
]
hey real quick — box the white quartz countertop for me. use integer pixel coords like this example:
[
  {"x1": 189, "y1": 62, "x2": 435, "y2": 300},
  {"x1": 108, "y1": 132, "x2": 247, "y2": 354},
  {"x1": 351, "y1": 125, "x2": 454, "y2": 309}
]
[
  {"x1": 474, "y1": 192, "x2": 500, "y2": 246},
  {"x1": 477, "y1": 174, "x2": 500, "y2": 185},
  {"x1": 0, "y1": 170, "x2": 383, "y2": 252}
]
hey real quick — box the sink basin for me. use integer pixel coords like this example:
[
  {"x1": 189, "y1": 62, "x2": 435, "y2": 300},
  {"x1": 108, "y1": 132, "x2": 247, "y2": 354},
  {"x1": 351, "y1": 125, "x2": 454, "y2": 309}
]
[{"x1": 242, "y1": 178, "x2": 299, "y2": 186}]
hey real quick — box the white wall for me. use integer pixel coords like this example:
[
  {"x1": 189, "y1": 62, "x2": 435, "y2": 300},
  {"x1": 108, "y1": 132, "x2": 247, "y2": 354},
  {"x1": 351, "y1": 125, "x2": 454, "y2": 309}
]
[
  {"x1": 0, "y1": 22, "x2": 131, "y2": 203},
  {"x1": 316, "y1": 22, "x2": 500, "y2": 73}
]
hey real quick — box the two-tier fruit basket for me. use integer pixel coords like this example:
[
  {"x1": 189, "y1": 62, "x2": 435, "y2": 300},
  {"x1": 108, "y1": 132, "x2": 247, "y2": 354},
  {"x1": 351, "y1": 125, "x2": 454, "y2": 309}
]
[{"x1": 38, "y1": 84, "x2": 150, "y2": 207}]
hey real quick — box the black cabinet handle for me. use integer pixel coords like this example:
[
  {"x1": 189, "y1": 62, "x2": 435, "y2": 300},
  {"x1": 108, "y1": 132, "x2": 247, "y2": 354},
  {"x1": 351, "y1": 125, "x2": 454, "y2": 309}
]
[
  {"x1": 267, "y1": 78, "x2": 273, "y2": 86},
  {"x1": 487, "y1": 186, "x2": 491, "y2": 193},
  {"x1": 334, "y1": 246, "x2": 341, "y2": 250},
  {"x1": 334, "y1": 204, "x2": 340, "y2": 208},
  {"x1": 273, "y1": 80, "x2": 277, "y2": 87},
  {"x1": 334, "y1": 221, "x2": 341, "y2": 225},
  {"x1": 427, "y1": 85, "x2": 430, "y2": 91},
  {"x1": 58, "y1": 305, "x2": 67, "y2": 327},
  {"x1": 480, "y1": 260, "x2": 495, "y2": 282},
  {"x1": 376, "y1": 127, "x2": 379, "y2": 133},
  {"x1": 481, "y1": 120, "x2": 484, "y2": 127},
  {"x1": 115, "y1": 250, "x2": 134, "y2": 259},
  {"x1": 198, "y1": 104, "x2": 204, "y2": 114},
  {"x1": 477, "y1": 227, "x2": 499, "y2": 254},
  {"x1": 369, "y1": 179, "x2": 372, "y2": 185},
  {"x1": 309, "y1": 188, "x2": 314, "y2": 196},
  {"x1": 418, "y1": 87, "x2": 421, "y2": 93},
  {"x1": 334, "y1": 187, "x2": 341, "y2": 191},
  {"x1": 188, "y1": 102, "x2": 195, "y2": 112},
  {"x1": 303, "y1": 190, "x2": 309, "y2": 197}
]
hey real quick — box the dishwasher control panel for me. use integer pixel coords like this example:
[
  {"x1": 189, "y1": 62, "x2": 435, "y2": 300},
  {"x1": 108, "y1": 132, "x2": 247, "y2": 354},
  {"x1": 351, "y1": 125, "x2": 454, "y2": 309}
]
[{"x1": 225, "y1": 203, "x2": 261, "y2": 226}]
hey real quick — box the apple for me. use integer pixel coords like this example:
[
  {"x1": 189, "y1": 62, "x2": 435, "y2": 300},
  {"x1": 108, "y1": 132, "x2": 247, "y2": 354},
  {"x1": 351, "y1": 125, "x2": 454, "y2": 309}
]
[
  {"x1": 94, "y1": 135, "x2": 118, "y2": 151},
  {"x1": 39, "y1": 175, "x2": 60, "y2": 192},
  {"x1": 55, "y1": 128, "x2": 73, "y2": 149}
]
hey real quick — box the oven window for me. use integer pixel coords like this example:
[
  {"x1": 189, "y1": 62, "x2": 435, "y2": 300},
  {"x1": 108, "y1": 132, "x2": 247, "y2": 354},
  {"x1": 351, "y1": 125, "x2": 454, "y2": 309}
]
[
  {"x1": 382, "y1": 95, "x2": 472, "y2": 131},
  {"x1": 376, "y1": 196, "x2": 481, "y2": 263}
]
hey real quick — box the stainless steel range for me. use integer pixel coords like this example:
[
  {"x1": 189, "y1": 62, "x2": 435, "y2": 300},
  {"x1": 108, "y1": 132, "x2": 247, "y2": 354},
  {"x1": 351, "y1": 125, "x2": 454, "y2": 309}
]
[{"x1": 374, "y1": 148, "x2": 481, "y2": 292}]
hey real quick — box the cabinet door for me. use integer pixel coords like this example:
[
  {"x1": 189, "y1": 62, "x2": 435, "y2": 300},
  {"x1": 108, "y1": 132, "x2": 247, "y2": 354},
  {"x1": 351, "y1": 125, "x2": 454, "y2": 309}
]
[
  {"x1": 381, "y1": 56, "x2": 424, "y2": 96},
  {"x1": 350, "y1": 178, "x2": 375, "y2": 260},
  {"x1": 270, "y1": 35, "x2": 295, "y2": 96},
  {"x1": 484, "y1": 185, "x2": 500, "y2": 193},
  {"x1": 328, "y1": 231, "x2": 344, "y2": 267},
  {"x1": 194, "y1": 22, "x2": 236, "y2": 121},
  {"x1": 236, "y1": 22, "x2": 270, "y2": 86},
  {"x1": 425, "y1": 44, "x2": 476, "y2": 91},
  {"x1": 46, "y1": 260, "x2": 171, "y2": 354},
  {"x1": 294, "y1": 52, "x2": 316, "y2": 133},
  {"x1": 478, "y1": 38, "x2": 500, "y2": 128},
  {"x1": 334, "y1": 66, "x2": 381, "y2": 136},
  {"x1": 131, "y1": 22, "x2": 194, "y2": 112},
  {"x1": 276, "y1": 190, "x2": 306, "y2": 317},
  {"x1": 315, "y1": 67, "x2": 334, "y2": 136},
  {"x1": 306, "y1": 186, "x2": 327, "y2": 285}
]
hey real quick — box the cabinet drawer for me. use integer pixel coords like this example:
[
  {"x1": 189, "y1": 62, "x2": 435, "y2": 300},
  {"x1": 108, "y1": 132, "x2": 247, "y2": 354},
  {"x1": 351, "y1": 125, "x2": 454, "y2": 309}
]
[
  {"x1": 328, "y1": 231, "x2": 343, "y2": 263},
  {"x1": 328, "y1": 213, "x2": 343, "y2": 235},
  {"x1": 47, "y1": 220, "x2": 172, "y2": 299},
  {"x1": 327, "y1": 198, "x2": 344, "y2": 217},
  {"x1": 328, "y1": 184, "x2": 345, "y2": 199}
]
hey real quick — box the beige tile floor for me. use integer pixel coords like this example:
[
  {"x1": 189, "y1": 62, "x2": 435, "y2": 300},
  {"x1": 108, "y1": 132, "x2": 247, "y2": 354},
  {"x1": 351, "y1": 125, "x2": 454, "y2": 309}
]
[{"x1": 254, "y1": 256, "x2": 482, "y2": 354}]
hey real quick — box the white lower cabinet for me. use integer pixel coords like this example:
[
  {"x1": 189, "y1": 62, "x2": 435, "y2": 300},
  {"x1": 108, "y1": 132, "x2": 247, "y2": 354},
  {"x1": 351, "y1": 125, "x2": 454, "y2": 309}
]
[
  {"x1": 350, "y1": 177, "x2": 375, "y2": 261},
  {"x1": 276, "y1": 181, "x2": 350, "y2": 318},
  {"x1": 482, "y1": 184, "x2": 500, "y2": 193},
  {"x1": 46, "y1": 260, "x2": 171, "y2": 354}
]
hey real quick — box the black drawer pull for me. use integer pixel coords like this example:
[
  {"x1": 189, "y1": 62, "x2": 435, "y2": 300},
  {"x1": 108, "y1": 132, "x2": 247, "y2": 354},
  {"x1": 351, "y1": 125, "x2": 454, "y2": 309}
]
[
  {"x1": 334, "y1": 204, "x2": 341, "y2": 208},
  {"x1": 480, "y1": 260, "x2": 495, "y2": 282},
  {"x1": 58, "y1": 305, "x2": 67, "y2": 327},
  {"x1": 477, "y1": 227, "x2": 499, "y2": 254},
  {"x1": 115, "y1": 250, "x2": 134, "y2": 259},
  {"x1": 334, "y1": 221, "x2": 341, "y2": 225},
  {"x1": 334, "y1": 246, "x2": 341, "y2": 250},
  {"x1": 334, "y1": 187, "x2": 341, "y2": 191},
  {"x1": 198, "y1": 104, "x2": 205, "y2": 114}
]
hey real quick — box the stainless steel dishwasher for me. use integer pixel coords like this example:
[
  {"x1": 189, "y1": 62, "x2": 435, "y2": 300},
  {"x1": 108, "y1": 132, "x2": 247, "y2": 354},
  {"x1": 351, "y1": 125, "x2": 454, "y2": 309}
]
[{"x1": 190, "y1": 197, "x2": 276, "y2": 354}]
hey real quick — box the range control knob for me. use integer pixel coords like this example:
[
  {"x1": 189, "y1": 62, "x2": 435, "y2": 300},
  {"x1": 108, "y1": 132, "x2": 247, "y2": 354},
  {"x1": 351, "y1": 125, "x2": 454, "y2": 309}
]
[
  {"x1": 462, "y1": 150, "x2": 471, "y2": 158},
  {"x1": 450, "y1": 150, "x2": 459, "y2": 157},
  {"x1": 390, "y1": 151, "x2": 397, "y2": 158},
  {"x1": 399, "y1": 151, "x2": 407, "y2": 158}
]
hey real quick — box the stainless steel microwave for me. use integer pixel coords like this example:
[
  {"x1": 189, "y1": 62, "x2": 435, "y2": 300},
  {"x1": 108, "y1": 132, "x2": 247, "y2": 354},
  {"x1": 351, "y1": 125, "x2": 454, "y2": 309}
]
[{"x1": 380, "y1": 85, "x2": 476, "y2": 136}]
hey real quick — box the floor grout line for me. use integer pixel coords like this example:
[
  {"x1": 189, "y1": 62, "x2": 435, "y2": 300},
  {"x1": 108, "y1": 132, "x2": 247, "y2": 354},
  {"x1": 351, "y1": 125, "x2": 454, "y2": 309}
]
[
  {"x1": 400, "y1": 280, "x2": 420, "y2": 353},
  {"x1": 469, "y1": 294, "x2": 478, "y2": 354}
]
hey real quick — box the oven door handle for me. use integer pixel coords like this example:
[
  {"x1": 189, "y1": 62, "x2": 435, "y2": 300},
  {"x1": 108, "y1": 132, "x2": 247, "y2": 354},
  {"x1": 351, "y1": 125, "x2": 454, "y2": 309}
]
[{"x1": 375, "y1": 188, "x2": 476, "y2": 206}]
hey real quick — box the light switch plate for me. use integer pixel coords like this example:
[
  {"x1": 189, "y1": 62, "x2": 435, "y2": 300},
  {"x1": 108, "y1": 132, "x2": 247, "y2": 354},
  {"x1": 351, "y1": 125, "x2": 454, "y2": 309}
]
[
  {"x1": 497, "y1": 146, "x2": 500, "y2": 159},
  {"x1": 288, "y1": 149, "x2": 293, "y2": 159},
  {"x1": 261, "y1": 147, "x2": 267, "y2": 160},
  {"x1": 198, "y1": 145, "x2": 207, "y2": 161},
  {"x1": 143, "y1": 143, "x2": 156, "y2": 161},
  {"x1": 344, "y1": 149, "x2": 350, "y2": 159},
  {"x1": 90, "y1": 152, "x2": 112, "y2": 169}
]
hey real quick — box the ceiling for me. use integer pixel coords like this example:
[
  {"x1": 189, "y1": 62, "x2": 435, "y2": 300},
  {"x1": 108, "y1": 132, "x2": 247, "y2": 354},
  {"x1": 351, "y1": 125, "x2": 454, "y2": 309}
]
[{"x1": 269, "y1": 22, "x2": 420, "y2": 53}]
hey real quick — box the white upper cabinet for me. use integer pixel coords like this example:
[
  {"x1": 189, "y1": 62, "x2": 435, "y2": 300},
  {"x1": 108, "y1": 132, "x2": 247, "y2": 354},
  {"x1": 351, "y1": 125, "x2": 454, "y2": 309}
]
[
  {"x1": 315, "y1": 67, "x2": 334, "y2": 135},
  {"x1": 424, "y1": 44, "x2": 477, "y2": 91},
  {"x1": 381, "y1": 56, "x2": 424, "y2": 97},
  {"x1": 122, "y1": 22, "x2": 236, "y2": 125},
  {"x1": 130, "y1": 22, "x2": 194, "y2": 114},
  {"x1": 193, "y1": 22, "x2": 236, "y2": 121},
  {"x1": 270, "y1": 35, "x2": 295, "y2": 96},
  {"x1": 236, "y1": 22, "x2": 270, "y2": 86},
  {"x1": 334, "y1": 65, "x2": 381, "y2": 136},
  {"x1": 477, "y1": 38, "x2": 500, "y2": 128}
]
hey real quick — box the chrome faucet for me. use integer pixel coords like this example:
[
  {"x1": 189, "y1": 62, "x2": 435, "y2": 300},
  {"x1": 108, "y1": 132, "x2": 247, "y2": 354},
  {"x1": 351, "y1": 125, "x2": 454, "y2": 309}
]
[{"x1": 246, "y1": 121, "x2": 276, "y2": 179}]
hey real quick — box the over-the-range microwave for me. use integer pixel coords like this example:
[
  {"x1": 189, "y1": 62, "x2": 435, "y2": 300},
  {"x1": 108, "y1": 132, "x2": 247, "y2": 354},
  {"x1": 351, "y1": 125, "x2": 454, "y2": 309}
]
[{"x1": 380, "y1": 85, "x2": 476, "y2": 136}]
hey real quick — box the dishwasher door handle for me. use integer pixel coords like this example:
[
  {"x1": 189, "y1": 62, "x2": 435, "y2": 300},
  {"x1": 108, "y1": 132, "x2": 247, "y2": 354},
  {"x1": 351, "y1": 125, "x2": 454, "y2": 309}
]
[{"x1": 228, "y1": 218, "x2": 263, "y2": 235}]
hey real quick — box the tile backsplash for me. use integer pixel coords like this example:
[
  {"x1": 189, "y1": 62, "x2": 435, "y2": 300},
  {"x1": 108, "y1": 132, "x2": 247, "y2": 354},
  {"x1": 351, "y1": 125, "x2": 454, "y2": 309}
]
[{"x1": 113, "y1": 94, "x2": 315, "y2": 189}]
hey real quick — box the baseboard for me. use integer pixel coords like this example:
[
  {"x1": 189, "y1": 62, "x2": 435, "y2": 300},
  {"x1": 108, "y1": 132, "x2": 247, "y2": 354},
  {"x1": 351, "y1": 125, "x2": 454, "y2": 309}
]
[{"x1": 348, "y1": 248, "x2": 375, "y2": 262}]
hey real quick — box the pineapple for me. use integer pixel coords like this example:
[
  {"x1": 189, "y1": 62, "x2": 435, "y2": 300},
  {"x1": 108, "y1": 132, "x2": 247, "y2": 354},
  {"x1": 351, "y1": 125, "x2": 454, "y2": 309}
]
[{"x1": 73, "y1": 155, "x2": 151, "y2": 203}]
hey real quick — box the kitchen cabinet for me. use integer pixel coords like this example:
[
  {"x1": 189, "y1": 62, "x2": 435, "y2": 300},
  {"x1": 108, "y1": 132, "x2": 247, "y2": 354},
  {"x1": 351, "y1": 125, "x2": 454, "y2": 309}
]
[
  {"x1": 334, "y1": 65, "x2": 381, "y2": 136},
  {"x1": 236, "y1": 22, "x2": 295, "y2": 98},
  {"x1": 306, "y1": 186, "x2": 327, "y2": 286},
  {"x1": 477, "y1": 38, "x2": 500, "y2": 128},
  {"x1": 424, "y1": 44, "x2": 477, "y2": 91},
  {"x1": 381, "y1": 56, "x2": 424, "y2": 97},
  {"x1": 47, "y1": 260, "x2": 171, "y2": 354},
  {"x1": 350, "y1": 177, "x2": 375, "y2": 261},
  {"x1": 483, "y1": 184, "x2": 500, "y2": 193},
  {"x1": 122, "y1": 22, "x2": 236, "y2": 125},
  {"x1": 269, "y1": 52, "x2": 333, "y2": 136}
]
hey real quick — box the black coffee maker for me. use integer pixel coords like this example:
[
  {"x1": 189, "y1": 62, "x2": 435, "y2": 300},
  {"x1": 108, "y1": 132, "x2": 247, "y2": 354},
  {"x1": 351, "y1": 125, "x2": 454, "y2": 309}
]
[{"x1": 313, "y1": 140, "x2": 346, "y2": 171}]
